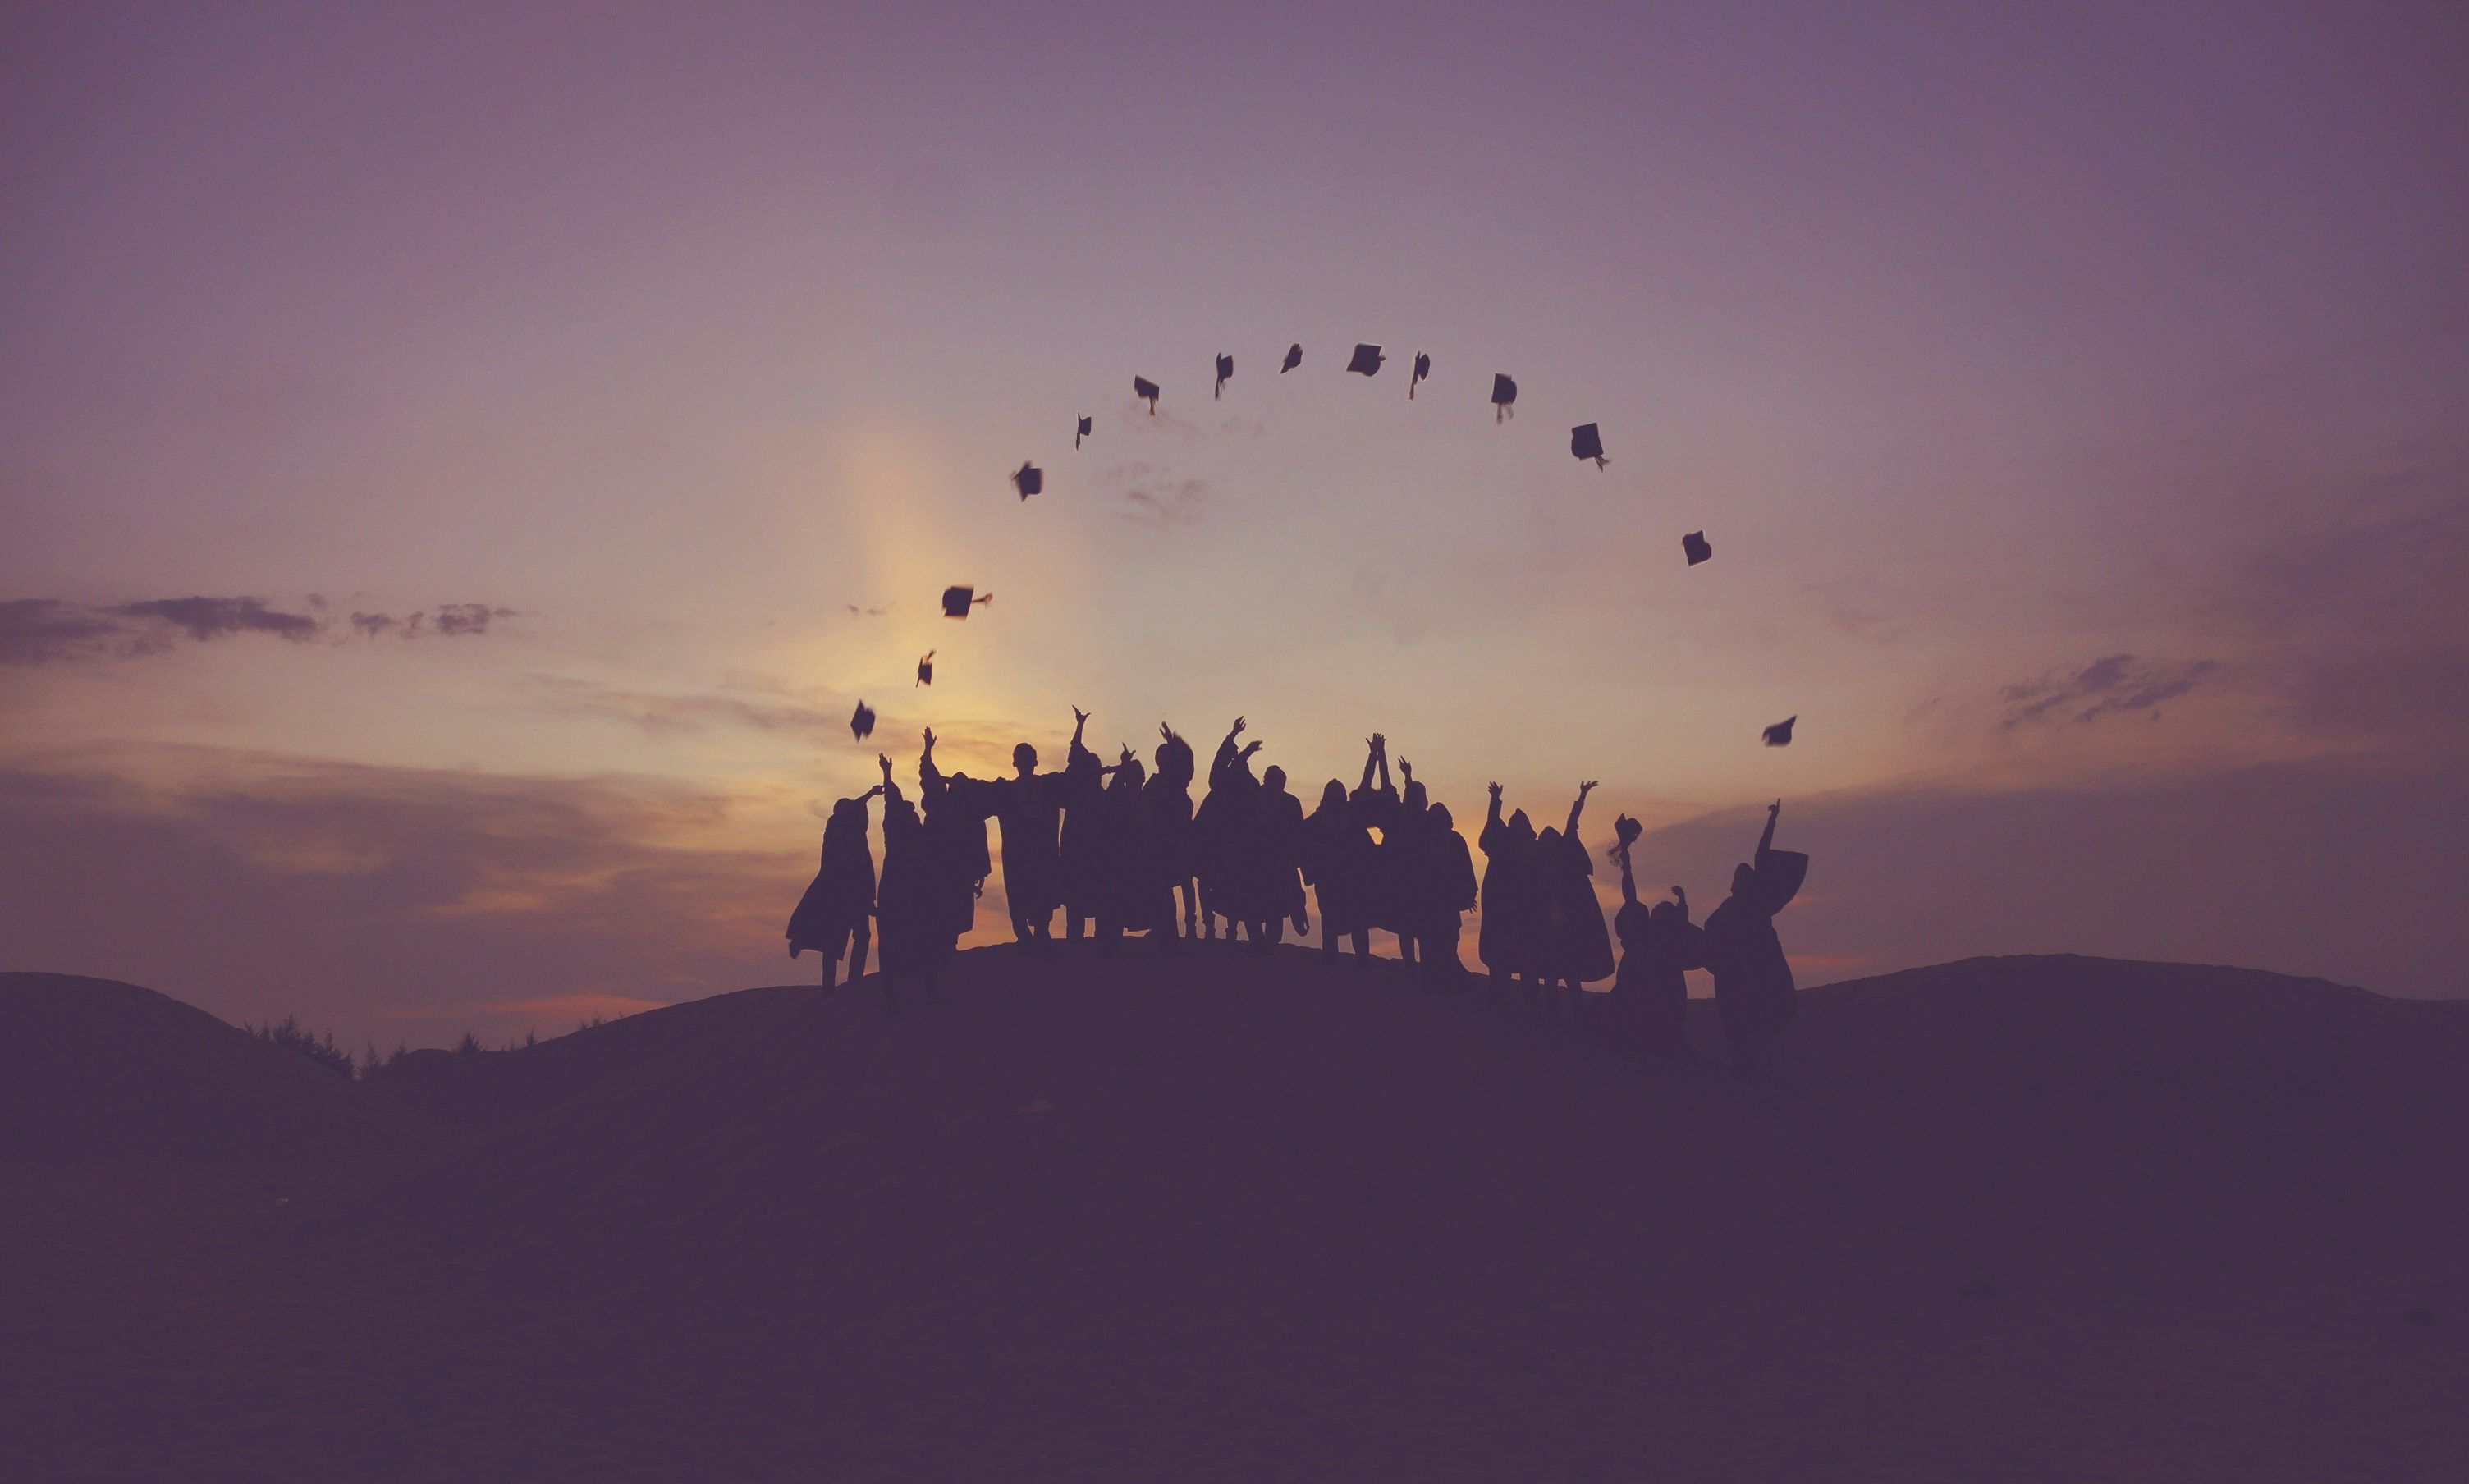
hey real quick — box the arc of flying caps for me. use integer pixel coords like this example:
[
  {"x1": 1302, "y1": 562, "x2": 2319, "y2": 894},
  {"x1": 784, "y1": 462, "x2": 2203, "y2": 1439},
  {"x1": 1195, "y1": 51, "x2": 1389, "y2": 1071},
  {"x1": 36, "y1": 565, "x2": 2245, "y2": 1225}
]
[
  {"x1": 850, "y1": 700, "x2": 876, "y2": 740},
  {"x1": 1762, "y1": 715, "x2": 1796, "y2": 747},
  {"x1": 915, "y1": 652, "x2": 934, "y2": 687},
  {"x1": 1346, "y1": 343, "x2": 1384, "y2": 377},
  {"x1": 1491, "y1": 373, "x2": 1517, "y2": 422},
  {"x1": 1570, "y1": 422, "x2": 1607, "y2": 469},
  {"x1": 1409, "y1": 351, "x2": 1430, "y2": 399},
  {"x1": 1012, "y1": 461, "x2": 1042, "y2": 500},
  {"x1": 1074, "y1": 415, "x2": 1091, "y2": 450},
  {"x1": 1214, "y1": 353, "x2": 1233, "y2": 401},
  {"x1": 1132, "y1": 376, "x2": 1160, "y2": 414},
  {"x1": 941, "y1": 585, "x2": 992, "y2": 618},
  {"x1": 1683, "y1": 530, "x2": 1712, "y2": 566},
  {"x1": 1280, "y1": 342, "x2": 1302, "y2": 373}
]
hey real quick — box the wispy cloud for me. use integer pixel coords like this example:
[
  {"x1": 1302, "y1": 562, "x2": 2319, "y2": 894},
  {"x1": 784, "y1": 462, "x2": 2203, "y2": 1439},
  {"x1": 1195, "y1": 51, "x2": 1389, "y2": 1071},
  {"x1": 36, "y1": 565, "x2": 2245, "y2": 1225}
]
[
  {"x1": 1999, "y1": 654, "x2": 2217, "y2": 730},
  {"x1": 525, "y1": 675, "x2": 838, "y2": 735},
  {"x1": 1096, "y1": 462, "x2": 1209, "y2": 529},
  {"x1": 0, "y1": 596, "x2": 517, "y2": 666}
]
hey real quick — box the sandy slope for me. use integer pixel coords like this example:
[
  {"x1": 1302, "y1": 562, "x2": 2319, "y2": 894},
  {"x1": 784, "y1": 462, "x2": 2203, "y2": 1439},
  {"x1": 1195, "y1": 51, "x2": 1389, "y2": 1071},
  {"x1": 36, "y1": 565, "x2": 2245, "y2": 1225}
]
[{"x1": 4, "y1": 950, "x2": 2465, "y2": 1482}]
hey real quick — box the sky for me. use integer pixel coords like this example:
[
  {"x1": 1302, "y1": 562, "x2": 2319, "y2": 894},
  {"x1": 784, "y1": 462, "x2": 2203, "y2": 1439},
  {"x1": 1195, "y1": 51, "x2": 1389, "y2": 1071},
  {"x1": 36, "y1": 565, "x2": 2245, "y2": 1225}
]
[{"x1": 3, "y1": 0, "x2": 2464, "y2": 1045}]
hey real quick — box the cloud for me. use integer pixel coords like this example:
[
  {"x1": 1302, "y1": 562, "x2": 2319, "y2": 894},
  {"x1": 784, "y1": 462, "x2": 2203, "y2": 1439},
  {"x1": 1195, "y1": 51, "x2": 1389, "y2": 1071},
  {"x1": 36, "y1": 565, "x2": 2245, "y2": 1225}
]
[
  {"x1": 526, "y1": 675, "x2": 838, "y2": 736},
  {"x1": 843, "y1": 604, "x2": 889, "y2": 617},
  {"x1": 1, "y1": 595, "x2": 519, "y2": 665},
  {"x1": 1096, "y1": 462, "x2": 1209, "y2": 529},
  {"x1": 1998, "y1": 653, "x2": 2218, "y2": 730}
]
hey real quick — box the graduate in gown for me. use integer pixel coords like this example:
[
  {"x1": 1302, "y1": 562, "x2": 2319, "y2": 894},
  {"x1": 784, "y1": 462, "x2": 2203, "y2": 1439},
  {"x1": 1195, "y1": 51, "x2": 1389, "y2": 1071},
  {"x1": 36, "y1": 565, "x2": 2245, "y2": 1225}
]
[
  {"x1": 990, "y1": 720, "x2": 1070, "y2": 947},
  {"x1": 1376, "y1": 759, "x2": 1431, "y2": 966},
  {"x1": 1350, "y1": 735, "x2": 1402, "y2": 955},
  {"x1": 1478, "y1": 783, "x2": 1543, "y2": 998},
  {"x1": 872, "y1": 754, "x2": 951, "y2": 1011},
  {"x1": 1151, "y1": 725, "x2": 1199, "y2": 940},
  {"x1": 1057, "y1": 709, "x2": 1106, "y2": 944},
  {"x1": 1609, "y1": 818, "x2": 1702, "y2": 1060},
  {"x1": 1097, "y1": 749, "x2": 1178, "y2": 953},
  {"x1": 1413, "y1": 800, "x2": 1479, "y2": 987},
  {"x1": 785, "y1": 782, "x2": 882, "y2": 989},
  {"x1": 1534, "y1": 782, "x2": 1616, "y2": 1023},
  {"x1": 1252, "y1": 764, "x2": 1309, "y2": 951},
  {"x1": 1302, "y1": 778, "x2": 1375, "y2": 964},
  {"x1": 1702, "y1": 801, "x2": 1808, "y2": 1077},
  {"x1": 918, "y1": 730, "x2": 992, "y2": 952},
  {"x1": 1193, "y1": 717, "x2": 1266, "y2": 941}
]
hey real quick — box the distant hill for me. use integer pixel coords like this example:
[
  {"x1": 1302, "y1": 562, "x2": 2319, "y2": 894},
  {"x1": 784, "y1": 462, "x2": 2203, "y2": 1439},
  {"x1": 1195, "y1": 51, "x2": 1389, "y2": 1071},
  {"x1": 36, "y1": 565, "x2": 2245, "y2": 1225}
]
[
  {"x1": 0, "y1": 972, "x2": 395, "y2": 1161},
  {"x1": 10, "y1": 950, "x2": 2466, "y2": 1481}
]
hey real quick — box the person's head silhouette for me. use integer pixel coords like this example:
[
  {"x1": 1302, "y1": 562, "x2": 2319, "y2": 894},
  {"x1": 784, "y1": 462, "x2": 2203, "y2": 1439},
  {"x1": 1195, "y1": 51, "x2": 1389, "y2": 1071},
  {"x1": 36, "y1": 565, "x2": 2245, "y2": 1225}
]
[
  {"x1": 1014, "y1": 742, "x2": 1038, "y2": 775},
  {"x1": 1262, "y1": 764, "x2": 1287, "y2": 795}
]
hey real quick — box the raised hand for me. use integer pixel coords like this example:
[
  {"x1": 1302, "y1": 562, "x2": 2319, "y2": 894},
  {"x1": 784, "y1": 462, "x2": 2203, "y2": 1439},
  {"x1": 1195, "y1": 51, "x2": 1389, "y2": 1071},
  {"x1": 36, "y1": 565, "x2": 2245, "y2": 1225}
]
[
  {"x1": 1159, "y1": 721, "x2": 1173, "y2": 741},
  {"x1": 877, "y1": 753, "x2": 891, "y2": 775},
  {"x1": 1770, "y1": 799, "x2": 1783, "y2": 818},
  {"x1": 1488, "y1": 781, "x2": 1503, "y2": 801},
  {"x1": 1072, "y1": 706, "x2": 1090, "y2": 726},
  {"x1": 1579, "y1": 780, "x2": 1598, "y2": 796},
  {"x1": 1230, "y1": 716, "x2": 1247, "y2": 736},
  {"x1": 922, "y1": 726, "x2": 937, "y2": 752},
  {"x1": 1399, "y1": 758, "x2": 1413, "y2": 781}
]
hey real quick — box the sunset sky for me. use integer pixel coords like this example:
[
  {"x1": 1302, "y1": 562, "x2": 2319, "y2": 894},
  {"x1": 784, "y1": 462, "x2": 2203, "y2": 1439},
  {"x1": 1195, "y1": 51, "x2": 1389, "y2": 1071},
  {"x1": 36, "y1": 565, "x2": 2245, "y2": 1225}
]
[{"x1": 4, "y1": 1, "x2": 2464, "y2": 1044}]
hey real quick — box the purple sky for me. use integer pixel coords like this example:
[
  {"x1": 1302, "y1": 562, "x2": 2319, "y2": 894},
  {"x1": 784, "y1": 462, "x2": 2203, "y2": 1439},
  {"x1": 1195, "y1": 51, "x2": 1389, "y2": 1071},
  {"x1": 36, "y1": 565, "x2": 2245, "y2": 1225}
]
[{"x1": 4, "y1": 1, "x2": 2464, "y2": 1042}]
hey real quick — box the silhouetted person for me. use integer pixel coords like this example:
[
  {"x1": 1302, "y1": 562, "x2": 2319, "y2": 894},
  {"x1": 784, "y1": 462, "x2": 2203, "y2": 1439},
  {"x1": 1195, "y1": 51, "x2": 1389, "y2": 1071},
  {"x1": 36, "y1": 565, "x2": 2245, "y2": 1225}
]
[
  {"x1": 1253, "y1": 763, "x2": 1308, "y2": 951},
  {"x1": 1702, "y1": 800, "x2": 1807, "y2": 1078},
  {"x1": 786, "y1": 782, "x2": 882, "y2": 989},
  {"x1": 1610, "y1": 819, "x2": 1702, "y2": 1060},
  {"x1": 1350, "y1": 735, "x2": 1402, "y2": 958},
  {"x1": 1058, "y1": 708, "x2": 1105, "y2": 943},
  {"x1": 989, "y1": 717, "x2": 1072, "y2": 946},
  {"x1": 1150, "y1": 724, "x2": 1199, "y2": 939},
  {"x1": 1194, "y1": 717, "x2": 1266, "y2": 942},
  {"x1": 1376, "y1": 754, "x2": 1431, "y2": 965},
  {"x1": 1302, "y1": 777, "x2": 1374, "y2": 964},
  {"x1": 1534, "y1": 782, "x2": 1615, "y2": 1022},
  {"x1": 917, "y1": 730, "x2": 988, "y2": 994},
  {"x1": 1097, "y1": 749, "x2": 1177, "y2": 954},
  {"x1": 1412, "y1": 800, "x2": 1478, "y2": 987},
  {"x1": 873, "y1": 754, "x2": 952, "y2": 1011},
  {"x1": 1479, "y1": 783, "x2": 1542, "y2": 1001}
]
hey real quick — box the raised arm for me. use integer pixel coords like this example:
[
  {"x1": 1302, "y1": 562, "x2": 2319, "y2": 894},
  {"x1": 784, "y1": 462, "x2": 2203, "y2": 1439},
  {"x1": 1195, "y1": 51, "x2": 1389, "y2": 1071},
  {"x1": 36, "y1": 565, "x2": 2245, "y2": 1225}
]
[
  {"x1": 1486, "y1": 781, "x2": 1504, "y2": 831},
  {"x1": 918, "y1": 728, "x2": 943, "y2": 794},
  {"x1": 1757, "y1": 799, "x2": 1780, "y2": 858},
  {"x1": 1618, "y1": 844, "x2": 1638, "y2": 906},
  {"x1": 1566, "y1": 780, "x2": 1596, "y2": 836},
  {"x1": 878, "y1": 753, "x2": 902, "y2": 808},
  {"x1": 1358, "y1": 735, "x2": 1382, "y2": 793},
  {"x1": 1373, "y1": 735, "x2": 1392, "y2": 793},
  {"x1": 1671, "y1": 885, "x2": 1689, "y2": 920},
  {"x1": 1210, "y1": 717, "x2": 1244, "y2": 789}
]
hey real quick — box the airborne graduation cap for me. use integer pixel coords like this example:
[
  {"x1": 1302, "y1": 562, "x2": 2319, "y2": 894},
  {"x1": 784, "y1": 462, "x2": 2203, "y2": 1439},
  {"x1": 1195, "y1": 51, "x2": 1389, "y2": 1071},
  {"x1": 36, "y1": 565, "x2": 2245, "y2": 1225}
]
[
  {"x1": 1075, "y1": 415, "x2": 1092, "y2": 449},
  {"x1": 1570, "y1": 423, "x2": 1608, "y2": 469},
  {"x1": 1683, "y1": 530, "x2": 1712, "y2": 566},
  {"x1": 1215, "y1": 353, "x2": 1234, "y2": 400},
  {"x1": 1133, "y1": 376, "x2": 1161, "y2": 414},
  {"x1": 1762, "y1": 715, "x2": 1796, "y2": 747},
  {"x1": 850, "y1": 701, "x2": 876, "y2": 740},
  {"x1": 941, "y1": 585, "x2": 992, "y2": 618},
  {"x1": 1280, "y1": 342, "x2": 1303, "y2": 373},
  {"x1": 1346, "y1": 343, "x2": 1385, "y2": 377},
  {"x1": 1491, "y1": 373, "x2": 1518, "y2": 422},
  {"x1": 915, "y1": 652, "x2": 934, "y2": 686},
  {"x1": 1409, "y1": 352, "x2": 1430, "y2": 399},
  {"x1": 1012, "y1": 461, "x2": 1042, "y2": 500}
]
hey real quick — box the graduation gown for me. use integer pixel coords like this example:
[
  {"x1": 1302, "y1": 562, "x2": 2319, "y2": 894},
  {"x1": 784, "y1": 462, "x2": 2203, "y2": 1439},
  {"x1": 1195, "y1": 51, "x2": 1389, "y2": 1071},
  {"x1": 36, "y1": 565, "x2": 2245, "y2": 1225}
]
[
  {"x1": 1536, "y1": 828, "x2": 1615, "y2": 983},
  {"x1": 874, "y1": 796, "x2": 952, "y2": 978},
  {"x1": 1477, "y1": 818, "x2": 1541, "y2": 974},
  {"x1": 1302, "y1": 795, "x2": 1375, "y2": 936},
  {"x1": 1613, "y1": 902, "x2": 1702, "y2": 1057},
  {"x1": 991, "y1": 771, "x2": 1064, "y2": 918},
  {"x1": 1702, "y1": 847, "x2": 1807, "y2": 1056},
  {"x1": 785, "y1": 810, "x2": 873, "y2": 955}
]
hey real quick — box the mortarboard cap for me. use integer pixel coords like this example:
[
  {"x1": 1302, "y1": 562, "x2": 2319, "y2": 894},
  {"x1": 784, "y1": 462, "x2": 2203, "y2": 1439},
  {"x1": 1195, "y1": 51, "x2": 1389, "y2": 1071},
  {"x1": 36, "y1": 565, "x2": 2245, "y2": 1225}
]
[
  {"x1": 1280, "y1": 343, "x2": 1302, "y2": 373},
  {"x1": 915, "y1": 652, "x2": 933, "y2": 686},
  {"x1": 1571, "y1": 423, "x2": 1607, "y2": 469},
  {"x1": 1409, "y1": 351, "x2": 1430, "y2": 399},
  {"x1": 1075, "y1": 415, "x2": 1091, "y2": 450},
  {"x1": 941, "y1": 585, "x2": 991, "y2": 618},
  {"x1": 1012, "y1": 461, "x2": 1042, "y2": 500},
  {"x1": 1491, "y1": 373, "x2": 1517, "y2": 422},
  {"x1": 1347, "y1": 343, "x2": 1385, "y2": 376},
  {"x1": 1133, "y1": 376, "x2": 1160, "y2": 414},
  {"x1": 1215, "y1": 353, "x2": 1233, "y2": 400},
  {"x1": 850, "y1": 701, "x2": 875, "y2": 740},
  {"x1": 1762, "y1": 715, "x2": 1796, "y2": 747},
  {"x1": 1683, "y1": 531, "x2": 1712, "y2": 566}
]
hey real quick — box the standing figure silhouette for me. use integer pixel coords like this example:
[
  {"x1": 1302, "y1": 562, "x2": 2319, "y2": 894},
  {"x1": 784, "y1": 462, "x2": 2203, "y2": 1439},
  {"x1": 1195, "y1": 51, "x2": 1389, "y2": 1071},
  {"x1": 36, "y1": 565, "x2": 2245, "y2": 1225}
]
[
  {"x1": 1610, "y1": 818, "x2": 1702, "y2": 1060},
  {"x1": 1194, "y1": 717, "x2": 1265, "y2": 943},
  {"x1": 1702, "y1": 801, "x2": 1808, "y2": 1077},
  {"x1": 917, "y1": 729, "x2": 988, "y2": 997},
  {"x1": 1533, "y1": 782, "x2": 1615, "y2": 1023},
  {"x1": 1150, "y1": 724, "x2": 1199, "y2": 940},
  {"x1": 1302, "y1": 777, "x2": 1375, "y2": 964},
  {"x1": 990, "y1": 719, "x2": 1070, "y2": 948},
  {"x1": 786, "y1": 781, "x2": 882, "y2": 989},
  {"x1": 1096, "y1": 749, "x2": 1176, "y2": 955},
  {"x1": 1253, "y1": 763, "x2": 1308, "y2": 952},
  {"x1": 1351, "y1": 735, "x2": 1403, "y2": 960},
  {"x1": 873, "y1": 753, "x2": 954, "y2": 1011},
  {"x1": 1057, "y1": 708, "x2": 1105, "y2": 944},
  {"x1": 1478, "y1": 783, "x2": 1543, "y2": 1002},
  {"x1": 1413, "y1": 800, "x2": 1478, "y2": 988},
  {"x1": 1377, "y1": 756, "x2": 1431, "y2": 967}
]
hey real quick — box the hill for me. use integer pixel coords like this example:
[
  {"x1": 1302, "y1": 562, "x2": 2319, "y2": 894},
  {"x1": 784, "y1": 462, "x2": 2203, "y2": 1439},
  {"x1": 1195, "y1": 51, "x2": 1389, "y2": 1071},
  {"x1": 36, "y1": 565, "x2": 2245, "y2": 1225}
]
[
  {"x1": 0, "y1": 971, "x2": 394, "y2": 1162},
  {"x1": 7, "y1": 950, "x2": 2466, "y2": 1481}
]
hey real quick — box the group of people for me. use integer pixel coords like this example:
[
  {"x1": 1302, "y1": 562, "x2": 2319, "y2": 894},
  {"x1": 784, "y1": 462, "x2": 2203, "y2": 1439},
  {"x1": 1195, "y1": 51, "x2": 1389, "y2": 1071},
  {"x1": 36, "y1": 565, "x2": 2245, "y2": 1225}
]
[{"x1": 786, "y1": 712, "x2": 1808, "y2": 1074}]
